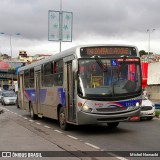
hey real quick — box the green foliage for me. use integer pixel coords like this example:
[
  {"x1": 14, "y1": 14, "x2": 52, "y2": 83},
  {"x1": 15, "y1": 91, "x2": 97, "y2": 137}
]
[
  {"x1": 8, "y1": 68, "x2": 16, "y2": 74},
  {"x1": 139, "y1": 50, "x2": 148, "y2": 57},
  {"x1": 139, "y1": 50, "x2": 154, "y2": 57},
  {"x1": 8, "y1": 68, "x2": 16, "y2": 70},
  {"x1": 155, "y1": 110, "x2": 160, "y2": 118}
]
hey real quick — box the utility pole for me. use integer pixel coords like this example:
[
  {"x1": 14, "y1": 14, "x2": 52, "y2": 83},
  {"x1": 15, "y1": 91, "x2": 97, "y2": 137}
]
[
  {"x1": 147, "y1": 29, "x2": 155, "y2": 55},
  {"x1": 0, "y1": 32, "x2": 21, "y2": 90}
]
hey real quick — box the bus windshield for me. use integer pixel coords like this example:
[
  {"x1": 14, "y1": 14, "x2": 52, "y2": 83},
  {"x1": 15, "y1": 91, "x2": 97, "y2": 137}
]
[{"x1": 78, "y1": 58, "x2": 141, "y2": 99}]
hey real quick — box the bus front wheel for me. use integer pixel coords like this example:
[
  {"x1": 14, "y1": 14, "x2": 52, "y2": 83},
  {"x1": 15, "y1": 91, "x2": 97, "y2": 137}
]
[
  {"x1": 59, "y1": 107, "x2": 68, "y2": 130},
  {"x1": 107, "y1": 122, "x2": 119, "y2": 128}
]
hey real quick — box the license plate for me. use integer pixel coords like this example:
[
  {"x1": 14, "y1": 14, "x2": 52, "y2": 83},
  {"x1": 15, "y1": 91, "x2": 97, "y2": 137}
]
[{"x1": 142, "y1": 112, "x2": 149, "y2": 115}]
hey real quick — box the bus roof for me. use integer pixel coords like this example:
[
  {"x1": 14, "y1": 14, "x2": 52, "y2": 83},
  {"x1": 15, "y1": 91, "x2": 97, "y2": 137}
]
[{"x1": 18, "y1": 44, "x2": 138, "y2": 72}]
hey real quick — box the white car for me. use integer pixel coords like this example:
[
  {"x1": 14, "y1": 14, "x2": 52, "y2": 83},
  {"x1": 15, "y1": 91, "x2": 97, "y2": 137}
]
[
  {"x1": 1, "y1": 91, "x2": 17, "y2": 105},
  {"x1": 0, "y1": 90, "x2": 2, "y2": 102},
  {"x1": 140, "y1": 95, "x2": 155, "y2": 120}
]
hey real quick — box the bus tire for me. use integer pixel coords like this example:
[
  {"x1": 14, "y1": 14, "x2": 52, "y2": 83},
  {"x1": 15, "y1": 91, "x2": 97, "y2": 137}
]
[
  {"x1": 59, "y1": 107, "x2": 68, "y2": 130},
  {"x1": 30, "y1": 103, "x2": 37, "y2": 120},
  {"x1": 107, "y1": 122, "x2": 119, "y2": 128}
]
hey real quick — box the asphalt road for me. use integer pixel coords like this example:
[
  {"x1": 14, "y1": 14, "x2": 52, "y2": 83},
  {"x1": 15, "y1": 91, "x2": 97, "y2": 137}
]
[{"x1": 1, "y1": 104, "x2": 160, "y2": 160}]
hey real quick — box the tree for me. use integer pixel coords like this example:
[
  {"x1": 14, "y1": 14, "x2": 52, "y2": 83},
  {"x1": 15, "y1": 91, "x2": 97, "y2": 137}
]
[
  {"x1": 139, "y1": 50, "x2": 154, "y2": 57},
  {"x1": 139, "y1": 50, "x2": 148, "y2": 57}
]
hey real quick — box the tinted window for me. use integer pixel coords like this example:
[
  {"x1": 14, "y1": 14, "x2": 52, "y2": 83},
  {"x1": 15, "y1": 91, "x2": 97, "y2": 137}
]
[
  {"x1": 53, "y1": 60, "x2": 63, "y2": 86},
  {"x1": 24, "y1": 68, "x2": 34, "y2": 88},
  {"x1": 43, "y1": 62, "x2": 54, "y2": 87}
]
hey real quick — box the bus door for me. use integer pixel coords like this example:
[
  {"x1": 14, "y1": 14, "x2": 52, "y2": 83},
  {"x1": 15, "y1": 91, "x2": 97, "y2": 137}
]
[
  {"x1": 35, "y1": 71, "x2": 41, "y2": 115},
  {"x1": 67, "y1": 62, "x2": 76, "y2": 122},
  {"x1": 19, "y1": 73, "x2": 24, "y2": 109}
]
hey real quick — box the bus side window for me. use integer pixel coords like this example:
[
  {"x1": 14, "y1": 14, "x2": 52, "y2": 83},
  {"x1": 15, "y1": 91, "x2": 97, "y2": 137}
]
[
  {"x1": 44, "y1": 62, "x2": 54, "y2": 87},
  {"x1": 53, "y1": 60, "x2": 63, "y2": 86},
  {"x1": 29, "y1": 68, "x2": 34, "y2": 88},
  {"x1": 24, "y1": 70, "x2": 30, "y2": 88}
]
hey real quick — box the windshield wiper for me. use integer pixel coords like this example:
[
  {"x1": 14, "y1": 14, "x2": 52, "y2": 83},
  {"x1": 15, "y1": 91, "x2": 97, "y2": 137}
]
[
  {"x1": 94, "y1": 56, "x2": 107, "y2": 72},
  {"x1": 119, "y1": 56, "x2": 127, "y2": 72}
]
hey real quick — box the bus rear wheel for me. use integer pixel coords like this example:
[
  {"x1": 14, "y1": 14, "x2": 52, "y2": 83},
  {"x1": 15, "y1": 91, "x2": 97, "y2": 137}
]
[
  {"x1": 59, "y1": 107, "x2": 68, "y2": 130},
  {"x1": 107, "y1": 122, "x2": 119, "y2": 128}
]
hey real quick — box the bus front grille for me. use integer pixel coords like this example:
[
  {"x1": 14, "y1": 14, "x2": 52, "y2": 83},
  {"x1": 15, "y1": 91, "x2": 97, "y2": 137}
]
[
  {"x1": 96, "y1": 107, "x2": 126, "y2": 112},
  {"x1": 97, "y1": 117, "x2": 128, "y2": 122}
]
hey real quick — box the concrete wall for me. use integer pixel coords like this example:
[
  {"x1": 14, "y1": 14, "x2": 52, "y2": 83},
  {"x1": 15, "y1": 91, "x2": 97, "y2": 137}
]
[{"x1": 146, "y1": 85, "x2": 160, "y2": 100}]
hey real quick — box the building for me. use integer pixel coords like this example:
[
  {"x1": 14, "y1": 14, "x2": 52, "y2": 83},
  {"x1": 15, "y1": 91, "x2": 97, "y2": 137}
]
[
  {"x1": 18, "y1": 50, "x2": 33, "y2": 63},
  {"x1": 0, "y1": 60, "x2": 23, "y2": 87},
  {"x1": 33, "y1": 54, "x2": 52, "y2": 61},
  {"x1": 18, "y1": 51, "x2": 52, "y2": 63},
  {"x1": 141, "y1": 54, "x2": 160, "y2": 63},
  {"x1": 0, "y1": 50, "x2": 52, "y2": 88}
]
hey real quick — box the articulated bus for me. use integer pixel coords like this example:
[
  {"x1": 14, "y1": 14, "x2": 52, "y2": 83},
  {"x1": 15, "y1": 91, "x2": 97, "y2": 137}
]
[{"x1": 17, "y1": 45, "x2": 142, "y2": 130}]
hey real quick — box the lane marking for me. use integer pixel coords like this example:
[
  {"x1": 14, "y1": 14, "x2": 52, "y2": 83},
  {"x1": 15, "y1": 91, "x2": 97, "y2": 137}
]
[
  {"x1": 2, "y1": 108, "x2": 9, "y2": 112},
  {"x1": 54, "y1": 130, "x2": 63, "y2": 134},
  {"x1": 67, "y1": 135, "x2": 78, "y2": 140},
  {"x1": 108, "y1": 152, "x2": 128, "y2": 160},
  {"x1": 35, "y1": 122, "x2": 41, "y2": 125},
  {"x1": 0, "y1": 106, "x2": 131, "y2": 159},
  {"x1": 44, "y1": 125, "x2": 51, "y2": 129},
  {"x1": 85, "y1": 142, "x2": 100, "y2": 150}
]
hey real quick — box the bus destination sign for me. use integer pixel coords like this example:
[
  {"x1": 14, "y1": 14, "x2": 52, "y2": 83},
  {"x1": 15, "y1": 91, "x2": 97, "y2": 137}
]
[{"x1": 80, "y1": 46, "x2": 137, "y2": 57}]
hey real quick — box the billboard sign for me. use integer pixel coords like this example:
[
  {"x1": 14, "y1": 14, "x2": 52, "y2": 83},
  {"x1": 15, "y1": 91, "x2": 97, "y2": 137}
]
[
  {"x1": 48, "y1": 11, "x2": 60, "y2": 41},
  {"x1": 48, "y1": 10, "x2": 73, "y2": 42}
]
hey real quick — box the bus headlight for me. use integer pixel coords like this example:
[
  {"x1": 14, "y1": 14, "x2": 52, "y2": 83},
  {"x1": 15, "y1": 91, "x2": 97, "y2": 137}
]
[
  {"x1": 136, "y1": 102, "x2": 140, "y2": 108},
  {"x1": 82, "y1": 105, "x2": 92, "y2": 113}
]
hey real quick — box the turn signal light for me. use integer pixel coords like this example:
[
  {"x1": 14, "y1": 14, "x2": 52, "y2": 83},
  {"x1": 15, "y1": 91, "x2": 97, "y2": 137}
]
[{"x1": 78, "y1": 102, "x2": 82, "y2": 107}]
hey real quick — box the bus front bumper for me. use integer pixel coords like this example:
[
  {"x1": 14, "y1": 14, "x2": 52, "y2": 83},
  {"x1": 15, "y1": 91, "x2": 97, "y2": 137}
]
[{"x1": 77, "y1": 108, "x2": 140, "y2": 125}]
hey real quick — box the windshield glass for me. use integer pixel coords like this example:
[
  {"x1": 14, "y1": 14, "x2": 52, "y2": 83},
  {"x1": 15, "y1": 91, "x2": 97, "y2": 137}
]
[
  {"x1": 3, "y1": 92, "x2": 16, "y2": 97},
  {"x1": 78, "y1": 58, "x2": 141, "y2": 99}
]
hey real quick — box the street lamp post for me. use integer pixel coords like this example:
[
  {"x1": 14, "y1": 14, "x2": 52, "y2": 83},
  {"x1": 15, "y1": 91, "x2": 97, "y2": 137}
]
[
  {"x1": 0, "y1": 32, "x2": 20, "y2": 90},
  {"x1": 147, "y1": 29, "x2": 155, "y2": 55}
]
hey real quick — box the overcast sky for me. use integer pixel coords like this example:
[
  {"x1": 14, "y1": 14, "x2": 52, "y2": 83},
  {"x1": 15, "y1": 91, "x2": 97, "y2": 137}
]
[{"x1": 0, "y1": 0, "x2": 160, "y2": 57}]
